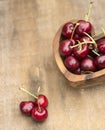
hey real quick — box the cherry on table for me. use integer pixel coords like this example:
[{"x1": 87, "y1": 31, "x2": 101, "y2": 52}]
[
  {"x1": 32, "y1": 106, "x2": 48, "y2": 122},
  {"x1": 20, "y1": 101, "x2": 35, "y2": 116},
  {"x1": 35, "y1": 94, "x2": 48, "y2": 108}
]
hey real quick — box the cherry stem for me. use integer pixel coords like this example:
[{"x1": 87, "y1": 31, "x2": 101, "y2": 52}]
[
  {"x1": 37, "y1": 86, "x2": 40, "y2": 96},
  {"x1": 37, "y1": 100, "x2": 41, "y2": 112},
  {"x1": 93, "y1": 28, "x2": 105, "y2": 38},
  {"x1": 85, "y1": 2, "x2": 93, "y2": 21},
  {"x1": 83, "y1": 32, "x2": 97, "y2": 48},
  {"x1": 70, "y1": 41, "x2": 94, "y2": 49},
  {"x1": 92, "y1": 50, "x2": 100, "y2": 56},
  {"x1": 70, "y1": 23, "x2": 79, "y2": 40},
  {"x1": 77, "y1": 40, "x2": 82, "y2": 53},
  {"x1": 19, "y1": 87, "x2": 38, "y2": 99}
]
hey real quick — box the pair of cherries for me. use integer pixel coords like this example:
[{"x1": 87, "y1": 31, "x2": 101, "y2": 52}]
[
  {"x1": 59, "y1": 2, "x2": 105, "y2": 74},
  {"x1": 19, "y1": 87, "x2": 48, "y2": 122}
]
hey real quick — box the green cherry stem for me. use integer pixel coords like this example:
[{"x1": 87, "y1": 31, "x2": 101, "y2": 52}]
[
  {"x1": 83, "y1": 32, "x2": 97, "y2": 47},
  {"x1": 19, "y1": 87, "x2": 38, "y2": 99},
  {"x1": 70, "y1": 41, "x2": 94, "y2": 49},
  {"x1": 93, "y1": 28, "x2": 105, "y2": 38},
  {"x1": 70, "y1": 23, "x2": 79, "y2": 40},
  {"x1": 92, "y1": 50, "x2": 100, "y2": 56},
  {"x1": 85, "y1": 2, "x2": 93, "y2": 21}
]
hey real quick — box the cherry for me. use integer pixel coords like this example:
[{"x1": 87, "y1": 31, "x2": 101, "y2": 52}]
[
  {"x1": 74, "y1": 67, "x2": 81, "y2": 74},
  {"x1": 32, "y1": 106, "x2": 48, "y2": 122},
  {"x1": 35, "y1": 94, "x2": 48, "y2": 108},
  {"x1": 76, "y1": 20, "x2": 92, "y2": 36},
  {"x1": 80, "y1": 36, "x2": 91, "y2": 43},
  {"x1": 75, "y1": 2, "x2": 93, "y2": 36},
  {"x1": 20, "y1": 87, "x2": 48, "y2": 108},
  {"x1": 95, "y1": 55, "x2": 105, "y2": 69},
  {"x1": 97, "y1": 39, "x2": 105, "y2": 54},
  {"x1": 62, "y1": 22, "x2": 74, "y2": 38},
  {"x1": 64, "y1": 56, "x2": 79, "y2": 70},
  {"x1": 81, "y1": 58, "x2": 96, "y2": 71},
  {"x1": 20, "y1": 101, "x2": 35, "y2": 116},
  {"x1": 73, "y1": 33, "x2": 80, "y2": 41},
  {"x1": 73, "y1": 44, "x2": 89, "y2": 60},
  {"x1": 59, "y1": 39, "x2": 76, "y2": 57}
]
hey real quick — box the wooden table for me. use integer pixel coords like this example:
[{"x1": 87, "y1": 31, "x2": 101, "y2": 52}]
[{"x1": 1, "y1": 0, "x2": 105, "y2": 129}]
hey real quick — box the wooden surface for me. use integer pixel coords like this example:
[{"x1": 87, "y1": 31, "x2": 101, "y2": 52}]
[{"x1": 1, "y1": 0, "x2": 105, "y2": 130}]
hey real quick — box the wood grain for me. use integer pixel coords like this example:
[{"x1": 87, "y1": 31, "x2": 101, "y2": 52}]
[{"x1": 1, "y1": 0, "x2": 105, "y2": 130}]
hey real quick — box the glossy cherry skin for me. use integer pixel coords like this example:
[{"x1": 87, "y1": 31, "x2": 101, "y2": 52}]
[
  {"x1": 97, "y1": 39, "x2": 105, "y2": 54},
  {"x1": 64, "y1": 56, "x2": 80, "y2": 70},
  {"x1": 81, "y1": 58, "x2": 96, "y2": 71},
  {"x1": 35, "y1": 94, "x2": 48, "y2": 108},
  {"x1": 76, "y1": 20, "x2": 92, "y2": 36},
  {"x1": 74, "y1": 67, "x2": 81, "y2": 74},
  {"x1": 32, "y1": 107, "x2": 48, "y2": 122},
  {"x1": 95, "y1": 55, "x2": 105, "y2": 69},
  {"x1": 62, "y1": 22, "x2": 74, "y2": 38},
  {"x1": 20, "y1": 101, "x2": 35, "y2": 116},
  {"x1": 80, "y1": 36, "x2": 91, "y2": 43},
  {"x1": 73, "y1": 33, "x2": 80, "y2": 41},
  {"x1": 73, "y1": 44, "x2": 89, "y2": 60},
  {"x1": 59, "y1": 39, "x2": 76, "y2": 57}
]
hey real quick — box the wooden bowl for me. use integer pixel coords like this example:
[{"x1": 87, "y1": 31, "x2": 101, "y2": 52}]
[{"x1": 53, "y1": 20, "x2": 105, "y2": 88}]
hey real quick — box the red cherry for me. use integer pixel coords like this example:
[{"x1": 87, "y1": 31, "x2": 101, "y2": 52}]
[
  {"x1": 80, "y1": 36, "x2": 91, "y2": 43},
  {"x1": 64, "y1": 56, "x2": 80, "y2": 70},
  {"x1": 35, "y1": 94, "x2": 48, "y2": 108},
  {"x1": 32, "y1": 107, "x2": 48, "y2": 122},
  {"x1": 81, "y1": 58, "x2": 96, "y2": 71},
  {"x1": 59, "y1": 39, "x2": 76, "y2": 57},
  {"x1": 74, "y1": 67, "x2": 81, "y2": 74},
  {"x1": 73, "y1": 44, "x2": 89, "y2": 60},
  {"x1": 97, "y1": 39, "x2": 105, "y2": 54},
  {"x1": 95, "y1": 55, "x2": 105, "y2": 69},
  {"x1": 20, "y1": 101, "x2": 35, "y2": 116},
  {"x1": 76, "y1": 20, "x2": 92, "y2": 36},
  {"x1": 73, "y1": 33, "x2": 80, "y2": 41},
  {"x1": 62, "y1": 22, "x2": 74, "y2": 38}
]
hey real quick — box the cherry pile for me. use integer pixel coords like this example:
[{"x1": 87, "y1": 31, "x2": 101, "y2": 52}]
[
  {"x1": 59, "y1": 2, "x2": 105, "y2": 74},
  {"x1": 19, "y1": 87, "x2": 48, "y2": 122}
]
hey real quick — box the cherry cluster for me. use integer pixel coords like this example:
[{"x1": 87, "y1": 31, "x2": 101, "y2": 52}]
[
  {"x1": 19, "y1": 87, "x2": 48, "y2": 122},
  {"x1": 59, "y1": 2, "x2": 105, "y2": 75}
]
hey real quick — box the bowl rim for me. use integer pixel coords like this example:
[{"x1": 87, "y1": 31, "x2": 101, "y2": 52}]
[{"x1": 53, "y1": 20, "x2": 105, "y2": 82}]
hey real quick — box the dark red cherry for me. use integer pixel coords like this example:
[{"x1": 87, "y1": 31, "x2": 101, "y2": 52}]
[
  {"x1": 76, "y1": 20, "x2": 92, "y2": 36},
  {"x1": 81, "y1": 58, "x2": 96, "y2": 71},
  {"x1": 62, "y1": 22, "x2": 74, "y2": 38},
  {"x1": 95, "y1": 55, "x2": 105, "y2": 69},
  {"x1": 64, "y1": 56, "x2": 80, "y2": 70},
  {"x1": 32, "y1": 106, "x2": 48, "y2": 122},
  {"x1": 20, "y1": 101, "x2": 35, "y2": 116},
  {"x1": 80, "y1": 36, "x2": 91, "y2": 43},
  {"x1": 73, "y1": 44, "x2": 89, "y2": 59},
  {"x1": 73, "y1": 33, "x2": 80, "y2": 41},
  {"x1": 74, "y1": 67, "x2": 81, "y2": 74},
  {"x1": 97, "y1": 39, "x2": 105, "y2": 54},
  {"x1": 59, "y1": 39, "x2": 76, "y2": 57},
  {"x1": 35, "y1": 94, "x2": 48, "y2": 108}
]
